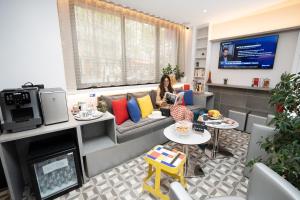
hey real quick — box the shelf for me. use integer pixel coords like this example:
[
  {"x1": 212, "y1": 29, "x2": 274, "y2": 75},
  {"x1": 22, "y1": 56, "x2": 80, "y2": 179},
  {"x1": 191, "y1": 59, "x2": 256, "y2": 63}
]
[
  {"x1": 83, "y1": 136, "x2": 115, "y2": 155},
  {"x1": 196, "y1": 47, "x2": 207, "y2": 50},
  {"x1": 195, "y1": 57, "x2": 206, "y2": 59},
  {"x1": 194, "y1": 67, "x2": 205, "y2": 69},
  {"x1": 206, "y1": 83, "x2": 272, "y2": 91}
]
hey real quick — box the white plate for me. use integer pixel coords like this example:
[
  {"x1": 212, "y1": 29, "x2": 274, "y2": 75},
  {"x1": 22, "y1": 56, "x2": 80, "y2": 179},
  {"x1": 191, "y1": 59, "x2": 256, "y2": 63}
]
[
  {"x1": 148, "y1": 114, "x2": 166, "y2": 119},
  {"x1": 74, "y1": 111, "x2": 105, "y2": 121}
]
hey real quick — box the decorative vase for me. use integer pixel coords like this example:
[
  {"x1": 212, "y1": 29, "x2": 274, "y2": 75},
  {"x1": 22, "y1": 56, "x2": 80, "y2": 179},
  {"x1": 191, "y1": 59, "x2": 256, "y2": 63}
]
[
  {"x1": 207, "y1": 70, "x2": 212, "y2": 83},
  {"x1": 276, "y1": 103, "x2": 284, "y2": 113},
  {"x1": 224, "y1": 78, "x2": 228, "y2": 85},
  {"x1": 97, "y1": 100, "x2": 108, "y2": 113}
]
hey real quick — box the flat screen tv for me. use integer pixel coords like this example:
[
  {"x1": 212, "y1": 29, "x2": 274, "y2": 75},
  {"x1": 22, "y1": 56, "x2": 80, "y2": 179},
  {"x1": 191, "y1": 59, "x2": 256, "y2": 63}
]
[{"x1": 218, "y1": 34, "x2": 279, "y2": 69}]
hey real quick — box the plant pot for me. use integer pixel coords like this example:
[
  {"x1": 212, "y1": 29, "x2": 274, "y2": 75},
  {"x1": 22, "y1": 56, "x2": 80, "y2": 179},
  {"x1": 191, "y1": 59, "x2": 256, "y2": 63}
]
[
  {"x1": 276, "y1": 103, "x2": 284, "y2": 113},
  {"x1": 169, "y1": 74, "x2": 177, "y2": 86}
]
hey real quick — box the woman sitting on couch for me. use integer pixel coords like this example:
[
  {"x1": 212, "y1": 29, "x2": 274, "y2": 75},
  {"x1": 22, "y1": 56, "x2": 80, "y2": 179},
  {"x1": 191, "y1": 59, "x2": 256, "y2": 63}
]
[{"x1": 156, "y1": 74, "x2": 193, "y2": 121}]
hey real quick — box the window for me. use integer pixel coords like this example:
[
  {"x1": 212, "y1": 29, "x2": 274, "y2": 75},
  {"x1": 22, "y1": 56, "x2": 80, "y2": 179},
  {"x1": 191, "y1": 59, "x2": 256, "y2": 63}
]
[
  {"x1": 125, "y1": 19, "x2": 157, "y2": 84},
  {"x1": 160, "y1": 27, "x2": 178, "y2": 69},
  {"x1": 73, "y1": 6, "x2": 123, "y2": 87},
  {"x1": 62, "y1": 0, "x2": 185, "y2": 89}
]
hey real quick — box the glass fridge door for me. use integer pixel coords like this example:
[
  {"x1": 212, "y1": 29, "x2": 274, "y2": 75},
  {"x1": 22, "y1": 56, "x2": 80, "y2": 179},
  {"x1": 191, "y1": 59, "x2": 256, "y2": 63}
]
[{"x1": 33, "y1": 152, "x2": 78, "y2": 199}]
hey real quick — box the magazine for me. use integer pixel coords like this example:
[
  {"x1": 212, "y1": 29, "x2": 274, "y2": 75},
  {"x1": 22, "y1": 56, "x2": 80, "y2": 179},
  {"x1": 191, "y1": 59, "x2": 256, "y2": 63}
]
[{"x1": 165, "y1": 92, "x2": 184, "y2": 105}]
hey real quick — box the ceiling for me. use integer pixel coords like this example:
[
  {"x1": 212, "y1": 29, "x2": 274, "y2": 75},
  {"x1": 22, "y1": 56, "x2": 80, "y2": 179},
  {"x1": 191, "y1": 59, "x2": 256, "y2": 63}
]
[{"x1": 109, "y1": 0, "x2": 285, "y2": 26}]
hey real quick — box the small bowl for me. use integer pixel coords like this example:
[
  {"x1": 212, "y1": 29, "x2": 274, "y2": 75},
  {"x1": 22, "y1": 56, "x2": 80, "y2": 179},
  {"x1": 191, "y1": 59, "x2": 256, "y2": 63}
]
[{"x1": 175, "y1": 121, "x2": 192, "y2": 136}]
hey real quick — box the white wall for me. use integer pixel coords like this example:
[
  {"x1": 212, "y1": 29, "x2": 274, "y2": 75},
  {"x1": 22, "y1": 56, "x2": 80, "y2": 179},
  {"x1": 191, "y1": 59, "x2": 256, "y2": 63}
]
[
  {"x1": 0, "y1": 0, "x2": 66, "y2": 90},
  {"x1": 209, "y1": 1, "x2": 300, "y2": 41},
  {"x1": 206, "y1": 30, "x2": 300, "y2": 88},
  {"x1": 291, "y1": 31, "x2": 300, "y2": 74}
]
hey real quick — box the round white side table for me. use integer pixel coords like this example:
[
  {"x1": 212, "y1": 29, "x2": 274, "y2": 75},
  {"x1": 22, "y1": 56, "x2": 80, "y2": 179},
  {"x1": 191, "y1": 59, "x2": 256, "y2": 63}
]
[
  {"x1": 204, "y1": 118, "x2": 239, "y2": 159},
  {"x1": 164, "y1": 124, "x2": 211, "y2": 177}
]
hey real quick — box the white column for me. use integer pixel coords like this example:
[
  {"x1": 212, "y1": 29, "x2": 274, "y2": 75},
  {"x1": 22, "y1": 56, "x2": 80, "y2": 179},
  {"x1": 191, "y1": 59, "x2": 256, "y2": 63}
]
[{"x1": 291, "y1": 31, "x2": 300, "y2": 73}]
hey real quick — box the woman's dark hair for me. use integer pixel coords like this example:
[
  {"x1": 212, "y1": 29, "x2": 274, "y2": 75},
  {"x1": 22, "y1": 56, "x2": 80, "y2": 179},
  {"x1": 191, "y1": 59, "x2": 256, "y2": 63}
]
[{"x1": 159, "y1": 74, "x2": 174, "y2": 99}]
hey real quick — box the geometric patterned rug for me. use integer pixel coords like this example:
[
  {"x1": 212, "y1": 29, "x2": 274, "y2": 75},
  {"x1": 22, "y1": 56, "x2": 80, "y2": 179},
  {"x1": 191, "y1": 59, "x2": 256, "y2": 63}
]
[{"x1": 54, "y1": 129, "x2": 250, "y2": 200}]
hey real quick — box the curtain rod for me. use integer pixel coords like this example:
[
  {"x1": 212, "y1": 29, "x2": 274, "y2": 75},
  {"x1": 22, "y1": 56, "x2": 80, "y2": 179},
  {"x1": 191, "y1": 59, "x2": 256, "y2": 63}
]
[{"x1": 102, "y1": 0, "x2": 187, "y2": 28}]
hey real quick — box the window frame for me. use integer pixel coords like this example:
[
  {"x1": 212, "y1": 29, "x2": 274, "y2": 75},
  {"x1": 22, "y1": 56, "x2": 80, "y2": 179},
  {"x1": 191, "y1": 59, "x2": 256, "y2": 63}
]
[{"x1": 70, "y1": 3, "x2": 179, "y2": 90}]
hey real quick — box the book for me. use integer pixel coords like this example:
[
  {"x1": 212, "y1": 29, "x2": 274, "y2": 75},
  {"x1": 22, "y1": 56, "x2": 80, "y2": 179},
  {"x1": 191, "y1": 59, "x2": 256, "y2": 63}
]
[
  {"x1": 165, "y1": 92, "x2": 184, "y2": 105},
  {"x1": 146, "y1": 145, "x2": 185, "y2": 167}
]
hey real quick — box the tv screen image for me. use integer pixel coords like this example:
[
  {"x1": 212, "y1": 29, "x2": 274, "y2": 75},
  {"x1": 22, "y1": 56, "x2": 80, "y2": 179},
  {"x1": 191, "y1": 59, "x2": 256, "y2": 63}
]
[{"x1": 218, "y1": 35, "x2": 279, "y2": 69}]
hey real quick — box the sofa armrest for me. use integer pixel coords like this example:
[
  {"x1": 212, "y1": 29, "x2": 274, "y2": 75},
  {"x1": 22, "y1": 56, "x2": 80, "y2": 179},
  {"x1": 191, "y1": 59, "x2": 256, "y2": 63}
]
[{"x1": 169, "y1": 182, "x2": 193, "y2": 200}]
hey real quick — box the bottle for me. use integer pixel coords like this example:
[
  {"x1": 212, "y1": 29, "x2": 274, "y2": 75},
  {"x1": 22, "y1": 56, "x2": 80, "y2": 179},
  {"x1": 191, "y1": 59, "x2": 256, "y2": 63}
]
[{"x1": 207, "y1": 70, "x2": 212, "y2": 83}]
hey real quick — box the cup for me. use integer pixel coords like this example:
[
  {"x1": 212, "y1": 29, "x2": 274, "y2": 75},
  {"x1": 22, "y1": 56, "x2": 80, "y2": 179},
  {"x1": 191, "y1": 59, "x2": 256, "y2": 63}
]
[
  {"x1": 80, "y1": 111, "x2": 89, "y2": 118},
  {"x1": 202, "y1": 114, "x2": 208, "y2": 121}
]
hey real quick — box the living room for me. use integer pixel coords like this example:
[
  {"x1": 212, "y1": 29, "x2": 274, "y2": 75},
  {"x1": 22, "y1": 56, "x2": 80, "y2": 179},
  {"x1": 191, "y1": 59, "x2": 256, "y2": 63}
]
[{"x1": 0, "y1": 0, "x2": 299, "y2": 200}]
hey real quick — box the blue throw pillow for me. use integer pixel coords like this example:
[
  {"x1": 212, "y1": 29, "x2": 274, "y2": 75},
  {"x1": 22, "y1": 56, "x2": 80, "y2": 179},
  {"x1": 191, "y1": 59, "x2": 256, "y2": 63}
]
[
  {"x1": 184, "y1": 90, "x2": 193, "y2": 105},
  {"x1": 127, "y1": 98, "x2": 141, "y2": 123}
]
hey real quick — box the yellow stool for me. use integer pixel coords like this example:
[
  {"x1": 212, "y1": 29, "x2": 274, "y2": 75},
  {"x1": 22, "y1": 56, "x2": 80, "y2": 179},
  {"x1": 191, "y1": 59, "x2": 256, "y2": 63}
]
[{"x1": 143, "y1": 145, "x2": 187, "y2": 200}]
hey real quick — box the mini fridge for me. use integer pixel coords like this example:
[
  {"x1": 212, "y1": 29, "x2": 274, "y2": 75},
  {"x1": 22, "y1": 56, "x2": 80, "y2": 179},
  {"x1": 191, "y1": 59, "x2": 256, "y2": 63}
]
[{"x1": 28, "y1": 135, "x2": 82, "y2": 200}]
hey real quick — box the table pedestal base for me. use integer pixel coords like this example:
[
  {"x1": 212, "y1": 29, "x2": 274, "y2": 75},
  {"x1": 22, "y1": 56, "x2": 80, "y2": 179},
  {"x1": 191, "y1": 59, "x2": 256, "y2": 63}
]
[
  {"x1": 183, "y1": 145, "x2": 205, "y2": 178},
  {"x1": 204, "y1": 144, "x2": 233, "y2": 159}
]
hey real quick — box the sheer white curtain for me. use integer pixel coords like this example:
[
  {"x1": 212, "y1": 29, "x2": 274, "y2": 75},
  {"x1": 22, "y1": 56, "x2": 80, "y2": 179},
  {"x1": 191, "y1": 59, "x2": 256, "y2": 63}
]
[
  {"x1": 125, "y1": 19, "x2": 157, "y2": 84},
  {"x1": 58, "y1": 0, "x2": 186, "y2": 89},
  {"x1": 73, "y1": 5, "x2": 123, "y2": 87},
  {"x1": 159, "y1": 27, "x2": 178, "y2": 69}
]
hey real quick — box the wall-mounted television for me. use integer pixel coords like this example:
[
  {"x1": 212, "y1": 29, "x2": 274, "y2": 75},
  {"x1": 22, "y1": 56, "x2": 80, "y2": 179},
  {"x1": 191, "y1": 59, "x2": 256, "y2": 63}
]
[{"x1": 218, "y1": 34, "x2": 279, "y2": 69}]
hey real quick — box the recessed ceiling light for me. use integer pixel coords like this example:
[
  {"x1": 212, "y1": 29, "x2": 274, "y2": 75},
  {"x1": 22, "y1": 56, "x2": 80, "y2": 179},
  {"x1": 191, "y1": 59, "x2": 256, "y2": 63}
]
[{"x1": 203, "y1": 9, "x2": 207, "y2": 13}]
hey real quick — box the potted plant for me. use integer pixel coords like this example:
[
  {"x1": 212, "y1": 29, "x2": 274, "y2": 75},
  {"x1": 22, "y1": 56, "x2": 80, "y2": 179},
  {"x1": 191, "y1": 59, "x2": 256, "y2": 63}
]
[
  {"x1": 254, "y1": 72, "x2": 300, "y2": 189},
  {"x1": 173, "y1": 65, "x2": 185, "y2": 81},
  {"x1": 161, "y1": 63, "x2": 185, "y2": 85}
]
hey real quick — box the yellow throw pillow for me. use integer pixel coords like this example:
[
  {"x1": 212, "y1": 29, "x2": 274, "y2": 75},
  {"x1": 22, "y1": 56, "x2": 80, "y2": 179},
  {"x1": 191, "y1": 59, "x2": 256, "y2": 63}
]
[{"x1": 137, "y1": 95, "x2": 154, "y2": 118}]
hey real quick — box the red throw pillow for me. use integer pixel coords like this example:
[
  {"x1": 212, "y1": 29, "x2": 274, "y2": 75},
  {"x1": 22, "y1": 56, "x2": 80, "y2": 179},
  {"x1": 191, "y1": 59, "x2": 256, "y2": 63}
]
[{"x1": 112, "y1": 98, "x2": 129, "y2": 125}]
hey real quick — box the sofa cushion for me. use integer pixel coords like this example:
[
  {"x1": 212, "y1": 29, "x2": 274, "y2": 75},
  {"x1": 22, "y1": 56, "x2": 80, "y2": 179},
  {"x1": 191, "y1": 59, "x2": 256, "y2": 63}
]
[
  {"x1": 128, "y1": 91, "x2": 150, "y2": 99},
  {"x1": 149, "y1": 90, "x2": 158, "y2": 109},
  {"x1": 127, "y1": 98, "x2": 141, "y2": 123},
  {"x1": 128, "y1": 91, "x2": 158, "y2": 109},
  {"x1": 184, "y1": 90, "x2": 193, "y2": 105},
  {"x1": 116, "y1": 117, "x2": 175, "y2": 143},
  {"x1": 100, "y1": 94, "x2": 127, "y2": 113},
  {"x1": 186, "y1": 105, "x2": 203, "y2": 111},
  {"x1": 112, "y1": 98, "x2": 129, "y2": 125},
  {"x1": 137, "y1": 95, "x2": 154, "y2": 118}
]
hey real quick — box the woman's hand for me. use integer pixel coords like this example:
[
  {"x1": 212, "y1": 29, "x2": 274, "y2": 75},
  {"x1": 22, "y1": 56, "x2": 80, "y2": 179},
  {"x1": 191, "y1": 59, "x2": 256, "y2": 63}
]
[{"x1": 161, "y1": 101, "x2": 168, "y2": 107}]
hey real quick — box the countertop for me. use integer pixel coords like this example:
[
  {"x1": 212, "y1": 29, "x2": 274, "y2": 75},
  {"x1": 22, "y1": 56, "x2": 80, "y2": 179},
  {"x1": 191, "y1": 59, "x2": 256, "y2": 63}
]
[
  {"x1": 206, "y1": 83, "x2": 272, "y2": 91},
  {"x1": 0, "y1": 112, "x2": 115, "y2": 143}
]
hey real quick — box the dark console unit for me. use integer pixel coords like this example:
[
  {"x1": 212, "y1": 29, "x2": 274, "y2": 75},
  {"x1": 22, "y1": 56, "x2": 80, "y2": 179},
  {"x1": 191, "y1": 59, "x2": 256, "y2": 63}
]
[{"x1": 0, "y1": 88, "x2": 42, "y2": 132}]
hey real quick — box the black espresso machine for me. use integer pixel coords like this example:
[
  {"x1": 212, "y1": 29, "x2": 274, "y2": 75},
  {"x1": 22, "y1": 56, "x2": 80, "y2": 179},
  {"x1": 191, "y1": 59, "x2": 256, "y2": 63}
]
[{"x1": 0, "y1": 87, "x2": 42, "y2": 132}]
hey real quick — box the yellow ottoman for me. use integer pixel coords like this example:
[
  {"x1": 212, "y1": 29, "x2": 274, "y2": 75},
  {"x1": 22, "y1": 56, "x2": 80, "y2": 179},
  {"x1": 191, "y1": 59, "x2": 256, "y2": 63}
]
[{"x1": 143, "y1": 145, "x2": 186, "y2": 200}]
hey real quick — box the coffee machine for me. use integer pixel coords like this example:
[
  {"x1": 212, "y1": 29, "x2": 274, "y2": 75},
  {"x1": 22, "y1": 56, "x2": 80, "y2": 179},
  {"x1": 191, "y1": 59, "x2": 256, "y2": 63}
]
[{"x1": 0, "y1": 88, "x2": 42, "y2": 132}]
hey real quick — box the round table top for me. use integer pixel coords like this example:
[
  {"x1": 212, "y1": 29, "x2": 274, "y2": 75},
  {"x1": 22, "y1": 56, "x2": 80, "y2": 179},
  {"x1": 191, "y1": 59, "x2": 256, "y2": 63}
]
[
  {"x1": 204, "y1": 117, "x2": 239, "y2": 130},
  {"x1": 164, "y1": 124, "x2": 211, "y2": 145}
]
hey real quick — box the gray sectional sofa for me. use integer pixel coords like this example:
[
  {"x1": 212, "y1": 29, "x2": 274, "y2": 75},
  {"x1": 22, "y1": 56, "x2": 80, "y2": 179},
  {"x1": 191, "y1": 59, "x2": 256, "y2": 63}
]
[
  {"x1": 99, "y1": 90, "x2": 203, "y2": 144},
  {"x1": 88, "y1": 89, "x2": 204, "y2": 177}
]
